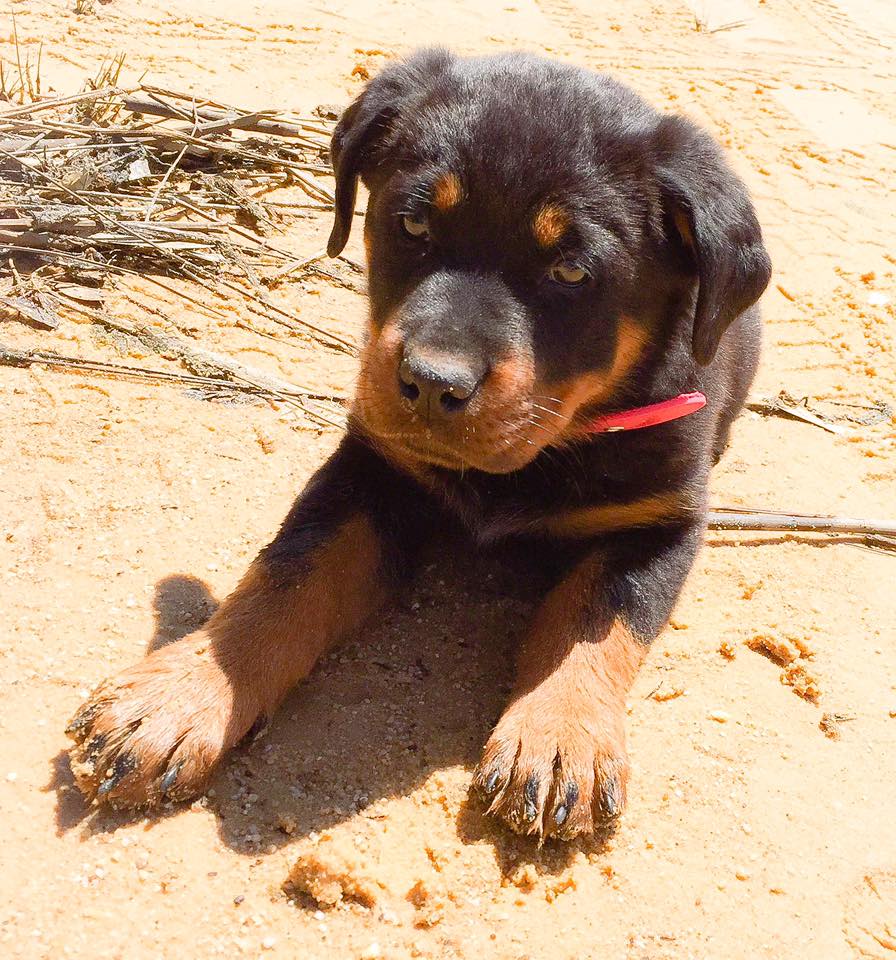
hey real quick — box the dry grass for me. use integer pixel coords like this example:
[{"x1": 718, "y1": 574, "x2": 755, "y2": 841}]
[{"x1": 0, "y1": 47, "x2": 359, "y2": 428}]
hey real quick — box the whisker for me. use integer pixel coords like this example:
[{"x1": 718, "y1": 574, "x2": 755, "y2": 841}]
[{"x1": 530, "y1": 402, "x2": 566, "y2": 421}]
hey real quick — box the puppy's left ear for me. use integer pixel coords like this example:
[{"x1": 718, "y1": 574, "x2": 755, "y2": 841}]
[
  {"x1": 654, "y1": 115, "x2": 772, "y2": 365},
  {"x1": 327, "y1": 48, "x2": 453, "y2": 257}
]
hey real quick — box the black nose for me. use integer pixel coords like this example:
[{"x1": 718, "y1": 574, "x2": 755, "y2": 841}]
[{"x1": 398, "y1": 352, "x2": 482, "y2": 416}]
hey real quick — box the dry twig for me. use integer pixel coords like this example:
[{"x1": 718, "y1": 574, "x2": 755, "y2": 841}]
[{"x1": 707, "y1": 507, "x2": 896, "y2": 538}]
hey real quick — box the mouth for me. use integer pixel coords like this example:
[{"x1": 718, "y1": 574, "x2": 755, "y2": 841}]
[
  {"x1": 358, "y1": 417, "x2": 546, "y2": 474},
  {"x1": 386, "y1": 433, "x2": 472, "y2": 470},
  {"x1": 376, "y1": 428, "x2": 490, "y2": 471},
  {"x1": 353, "y1": 348, "x2": 575, "y2": 474}
]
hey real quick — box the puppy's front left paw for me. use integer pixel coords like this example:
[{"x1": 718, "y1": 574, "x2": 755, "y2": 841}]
[{"x1": 472, "y1": 689, "x2": 630, "y2": 841}]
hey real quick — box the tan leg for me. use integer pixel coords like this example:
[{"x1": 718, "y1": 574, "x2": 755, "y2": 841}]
[
  {"x1": 474, "y1": 525, "x2": 702, "y2": 839},
  {"x1": 67, "y1": 515, "x2": 386, "y2": 807}
]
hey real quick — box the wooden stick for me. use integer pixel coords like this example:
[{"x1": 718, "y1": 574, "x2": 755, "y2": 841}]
[
  {"x1": 0, "y1": 342, "x2": 345, "y2": 430},
  {"x1": 88, "y1": 313, "x2": 323, "y2": 399},
  {"x1": 707, "y1": 508, "x2": 896, "y2": 538},
  {"x1": 0, "y1": 84, "x2": 128, "y2": 121},
  {"x1": 746, "y1": 394, "x2": 847, "y2": 435},
  {"x1": 137, "y1": 83, "x2": 336, "y2": 136},
  {"x1": 123, "y1": 94, "x2": 326, "y2": 144},
  {"x1": 3, "y1": 117, "x2": 333, "y2": 180},
  {"x1": 0, "y1": 341, "x2": 342, "y2": 402},
  {"x1": 0, "y1": 243, "x2": 234, "y2": 322}
]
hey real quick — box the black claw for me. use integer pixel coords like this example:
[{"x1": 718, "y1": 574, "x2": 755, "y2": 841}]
[
  {"x1": 523, "y1": 774, "x2": 540, "y2": 822},
  {"x1": 553, "y1": 783, "x2": 578, "y2": 827},
  {"x1": 66, "y1": 703, "x2": 100, "y2": 741},
  {"x1": 160, "y1": 762, "x2": 183, "y2": 794},
  {"x1": 484, "y1": 770, "x2": 501, "y2": 794},
  {"x1": 82, "y1": 734, "x2": 108, "y2": 767},
  {"x1": 599, "y1": 777, "x2": 622, "y2": 819},
  {"x1": 97, "y1": 752, "x2": 136, "y2": 796}
]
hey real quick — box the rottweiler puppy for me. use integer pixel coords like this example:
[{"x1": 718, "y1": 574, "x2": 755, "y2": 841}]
[{"x1": 67, "y1": 49, "x2": 771, "y2": 840}]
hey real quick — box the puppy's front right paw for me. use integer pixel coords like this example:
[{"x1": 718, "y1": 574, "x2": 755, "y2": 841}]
[{"x1": 66, "y1": 632, "x2": 260, "y2": 809}]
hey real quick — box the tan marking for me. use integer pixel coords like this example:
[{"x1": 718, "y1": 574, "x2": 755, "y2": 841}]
[
  {"x1": 674, "y1": 209, "x2": 695, "y2": 250},
  {"x1": 532, "y1": 203, "x2": 571, "y2": 248},
  {"x1": 517, "y1": 555, "x2": 646, "y2": 695},
  {"x1": 353, "y1": 309, "x2": 650, "y2": 475},
  {"x1": 476, "y1": 552, "x2": 646, "y2": 837},
  {"x1": 490, "y1": 353, "x2": 536, "y2": 401},
  {"x1": 540, "y1": 491, "x2": 696, "y2": 539},
  {"x1": 432, "y1": 172, "x2": 464, "y2": 212},
  {"x1": 215, "y1": 514, "x2": 385, "y2": 679},
  {"x1": 539, "y1": 315, "x2": 650, "y2": 444}
]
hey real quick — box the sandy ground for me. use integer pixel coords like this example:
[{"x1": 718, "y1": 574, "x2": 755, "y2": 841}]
[{"x1": 2, "y1": 1, "x2": 896, "y2": 958}]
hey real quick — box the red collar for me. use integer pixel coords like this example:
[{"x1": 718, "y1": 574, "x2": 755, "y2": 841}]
[{"x1": 586, "y1": 391, "x2": 706, "y2": 434}]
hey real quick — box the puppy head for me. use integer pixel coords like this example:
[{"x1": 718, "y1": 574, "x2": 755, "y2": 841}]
[{"x1": 330, "y1": 49, "x2": 770, "y2": 474}]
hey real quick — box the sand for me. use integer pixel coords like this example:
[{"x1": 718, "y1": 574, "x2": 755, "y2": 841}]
[{"x1": 1, "y1": 1, "x2": 895, "y2": 958}]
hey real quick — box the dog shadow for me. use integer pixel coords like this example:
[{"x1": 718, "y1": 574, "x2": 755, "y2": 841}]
[
  {"x1": 46, "y1": 574, "x2": 220, "y2": 834},
  {"x1": 48, "y1": 548, "x2": 613, "y2": 878},
  {"x1": 146, "y1": 574, "x2": 219, "y2": 652}
]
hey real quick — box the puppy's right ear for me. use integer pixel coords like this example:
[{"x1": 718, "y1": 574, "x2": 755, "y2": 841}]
[{"x1": 327, "y1": 49, "x2": 452, "y2": 257}]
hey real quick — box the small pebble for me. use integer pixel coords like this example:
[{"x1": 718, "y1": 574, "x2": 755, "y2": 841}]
[
  {"x1": 261, "y1": 936, "x2": 276, "y2": 950},
  {"x1": 735, "y1": 869, "x2": 750, "y2": 881},
  {"x1": 360, "y1": 943, "x2": 382, "y2": 960},
  {"x1": 254, "y1": 428, "x2": 276, "y2": 455},
  {"x1": 710, "y1": 710, "x2": 730, "y2": 723}
]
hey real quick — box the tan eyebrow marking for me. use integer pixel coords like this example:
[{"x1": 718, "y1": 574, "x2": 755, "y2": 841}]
[
  {"x1": 673, "y1": 209, "x2": 695, "y2": 249},
  {"x1": 532, "y1": 203, "x2": 571, "y2": 248},
  {"x1": 432, "y1": 172, "x2": 464, "y2": 212}
]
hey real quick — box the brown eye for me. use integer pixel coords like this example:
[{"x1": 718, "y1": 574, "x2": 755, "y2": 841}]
[
  {"x1": 549, "y1": 262, "x2": 589, "y2": 286},
  {"x1": 401, "y1": 215, "x2": 430, "y2": 238}
]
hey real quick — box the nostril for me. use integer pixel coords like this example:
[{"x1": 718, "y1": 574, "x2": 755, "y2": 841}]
[
  {"x1": 398, "y1": 357, "x2": 414, "y2": 386},
  {"x1": 439, "y1": 391, "x2": 468, "y2": 413},
  {"x1": 398, "y1": 359, "x2": 420, "y2": 402},
  {"x1": 399, "y1": 378, "x2": 420, "y2": 402},
  {"x1": 438, "y1": 380, "x2": 475, "y2": 412},
  {"x1": 444, "y1": 380, "x2": 475, "y2": 402}
]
